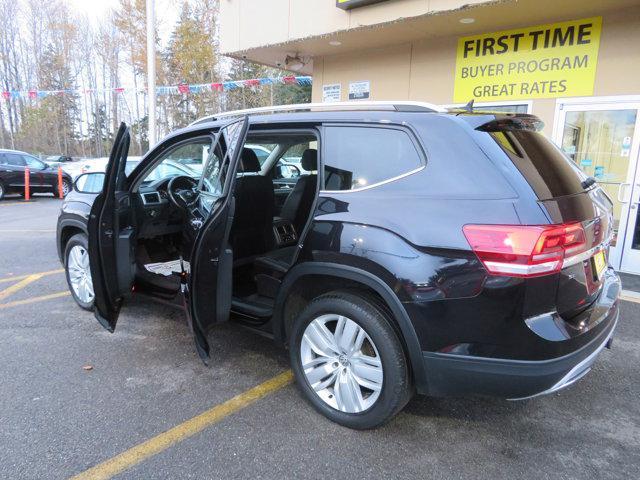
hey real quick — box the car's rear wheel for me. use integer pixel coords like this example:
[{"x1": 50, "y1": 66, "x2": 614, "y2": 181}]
[
  {"x1": 0, "y1": 181, "x2": 5, "y2": 200},
  {"x1": 290, "y1": 291, "x2": 411, "y2": 429},
  {"x1": 64, "y1": 233, "x2": 95, "y2": 310}
]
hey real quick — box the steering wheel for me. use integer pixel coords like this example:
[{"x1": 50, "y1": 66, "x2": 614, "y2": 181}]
[{"x1": 167, "y1": 175, "x2": 199, "y2": 210}]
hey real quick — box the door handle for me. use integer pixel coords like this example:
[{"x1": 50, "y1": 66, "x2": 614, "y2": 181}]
[{"x1": 617, "y1": 183, "x2": 631, "y2": 203}]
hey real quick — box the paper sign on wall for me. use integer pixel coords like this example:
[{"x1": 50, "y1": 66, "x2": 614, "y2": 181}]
[
  {"x1": 454, "y1": 17, "x2": 602, "y2": 102},
  {"x1": 323, "y1": 84, "x2": 341, "y2": 103},
  {"x1": 349, "y1": 81, "x2": 370, "y2": 100}
]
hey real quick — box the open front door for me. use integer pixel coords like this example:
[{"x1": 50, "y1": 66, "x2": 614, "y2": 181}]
[
  {"x1": 88, "y1": 122, "x2": 134, "y2": 332},
  {"x1": 186, "y1": 116, "x2": 249, "y2": 361}
]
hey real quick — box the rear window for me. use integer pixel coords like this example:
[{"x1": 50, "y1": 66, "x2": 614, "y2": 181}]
[{"x1": 488, "y1": 130, "x2": 585, "y2": 199}]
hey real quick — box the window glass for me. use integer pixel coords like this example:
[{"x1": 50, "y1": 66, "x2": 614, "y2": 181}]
[
  {"x1": 323, "y1": 127, "x2": 421, "y2": 191},
  {"x1": 200, "y1": 142, "x2": 225, "y2": 195},
  {"x1": 200, "y1": 119, "x2": 247, "y2": 198},
  {"x1": 488, "y1": 130, "x2": 584, "y2": 199},
  {"x1": 141, "y1": 138, "x2": 210, "y2": 184},
  {"x1": 23, "y1": 155, "x2": 46, "y2": 170},
  {"x1": 4, "y1": 153, "x2": 26, "y2": 166}
]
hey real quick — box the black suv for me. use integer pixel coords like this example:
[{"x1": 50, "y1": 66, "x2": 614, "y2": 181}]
[
  {"x1": 1, "y1": 149, "x2": 73, "y2": 200},
  {"x1": 56, "y1": 103, "x2": 620, "y2": 429}
]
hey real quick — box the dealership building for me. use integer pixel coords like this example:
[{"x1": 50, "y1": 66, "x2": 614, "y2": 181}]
[{"x1": 219, "y1": 0, "x2": 640, "y2": 275}]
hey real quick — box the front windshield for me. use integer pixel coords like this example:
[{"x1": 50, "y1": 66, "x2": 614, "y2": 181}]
[{"x1": 141, "y1": 138, "x2": 211, "y2": 184}]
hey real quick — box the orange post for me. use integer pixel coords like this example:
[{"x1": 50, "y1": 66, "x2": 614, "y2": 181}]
[
  {"x1": 57, "y1": 166, "x2": 64, "y2": 198},
  {"x1": 24, "y1": 167, "x2": 30, "y2": 201}
]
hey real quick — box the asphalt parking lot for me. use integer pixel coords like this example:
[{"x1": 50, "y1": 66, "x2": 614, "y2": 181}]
[{"x1": 1, "y1": 196, "x2": 639, "y2": 480}]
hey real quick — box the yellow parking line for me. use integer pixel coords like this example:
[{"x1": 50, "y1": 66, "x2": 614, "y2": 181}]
[
  {"x1": 0, "y1": 291, "x2": 70, "y2": 309},
  {"x1": 0, "y1": 201, "x2": 29, "y2": 206},
  {"x1": 0, "y1": 268, "x2": 64, "y2": 284},
  {"x1": 69, "y1": 370, "x2": 294, "y2": 480},
  {"x1": 0, "y1": 274, "x2": 44, "y2": 302}
]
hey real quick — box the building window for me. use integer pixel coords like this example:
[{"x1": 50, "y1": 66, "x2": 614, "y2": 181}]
[{"x1": 323, "y1": 126, "x2": 422, "y2": 191}]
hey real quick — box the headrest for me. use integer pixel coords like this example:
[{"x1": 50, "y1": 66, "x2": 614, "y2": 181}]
[
  {"x1": 240, "y1": 148, "x2": 261, "y2": 172},
  {"x1": 301, "y1": 149, "x2": 317, "y2": 171}
]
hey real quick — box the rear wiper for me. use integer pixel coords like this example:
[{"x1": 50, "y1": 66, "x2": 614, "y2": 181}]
[{"x1": 581, "y1": 176, "x2": 597, "y2": 190}]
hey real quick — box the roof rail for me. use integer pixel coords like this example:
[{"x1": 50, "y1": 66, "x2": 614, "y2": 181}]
[{"x1": 189, "y1": 101, "x2": 445, "y2": 125}]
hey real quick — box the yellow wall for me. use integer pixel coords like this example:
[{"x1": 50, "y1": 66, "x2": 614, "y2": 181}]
[{"x1": 311, "y1": 8, "x2": 640, "y2": 135}]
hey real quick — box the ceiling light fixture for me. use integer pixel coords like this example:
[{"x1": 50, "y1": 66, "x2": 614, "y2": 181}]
[
  {"x1": 329, "y1": 40, "x2": 342, "y2": 46},
  {"x1": 459, "y1": 17, "x2": 475, "y2": 24}
]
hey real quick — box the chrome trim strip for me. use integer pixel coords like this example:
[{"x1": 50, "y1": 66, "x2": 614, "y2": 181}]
[
  {"x1": 563, "y1": 242, "x2": 608, "y2": 268},
  {"x1": 483, "y1": 259, "x2": 559, "y2": 276},
  {"x1": 320, "y1": 165, "x2": 425, "y2": 194},
  {"x1": 508, "y1": 315, "x2": 617, "y2": 401}
]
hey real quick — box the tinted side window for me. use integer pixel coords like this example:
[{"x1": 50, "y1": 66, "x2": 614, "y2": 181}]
[
  {"x1": 23, "y1": 155, "x2": 46, "y2": 170},
  {"x1": 323, "y1": 126, "x2": 422, "y2": 191},
  {"x1": 5, "y1": 153, "x2": 26, "y2": 166}
]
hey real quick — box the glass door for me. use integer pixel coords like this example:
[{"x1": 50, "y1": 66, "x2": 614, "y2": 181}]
[{"x1": 554, "y1": 100, "x2": 640, "y2": 274}]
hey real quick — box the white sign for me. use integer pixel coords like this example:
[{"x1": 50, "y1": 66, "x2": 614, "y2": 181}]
[
  {"x1": 322, "y1": 84, "x2": 341, "y2": 103},
  {"x1": 349, "y1": 81, "x2": 370, "y2": 100}
]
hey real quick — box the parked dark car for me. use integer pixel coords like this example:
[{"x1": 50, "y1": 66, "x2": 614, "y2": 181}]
[
  {"x1": 0, "y1": 149, "x2": 73, "y2": 200},
  {"x1": 45, "y1": 154, "x2": 74, "y2": 164},
  {"x1": 56, "y1": 102, "x2": 620, "y2": 429}
]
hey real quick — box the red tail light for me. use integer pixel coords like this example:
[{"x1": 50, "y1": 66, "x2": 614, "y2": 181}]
[{"x1": 463, "y1": 223, "x2": 587, "y2": 277}]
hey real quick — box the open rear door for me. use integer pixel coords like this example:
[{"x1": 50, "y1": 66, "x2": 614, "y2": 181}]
[
  {"x1": 88, "y1": 122, "x2": 135, "y2": 332},
  {"x1": 185, "y1": 116, "x2": 249, "y2": 361}
]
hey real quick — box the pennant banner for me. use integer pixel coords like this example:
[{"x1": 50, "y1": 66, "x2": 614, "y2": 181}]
[{"x1": 1, "y1": 76, "x2": 313, "y2": 101}]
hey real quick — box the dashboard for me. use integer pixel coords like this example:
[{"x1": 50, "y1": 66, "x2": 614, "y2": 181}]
[{"x1": 136, "y1": 177, "x2": 184, "y2": 238}]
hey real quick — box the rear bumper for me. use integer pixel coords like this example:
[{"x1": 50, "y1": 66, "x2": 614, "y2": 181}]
[{"x1": 421, "y1": 270, "x2": 620, "y2": 399}]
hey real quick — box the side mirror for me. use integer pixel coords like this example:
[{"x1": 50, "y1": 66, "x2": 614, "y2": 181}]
[
  {"x1": 74, "y1": 172, "x2": 105, "y2": 194},
  {"x1": 276, "y1": 164, "x2": 301, "y2": 179}
]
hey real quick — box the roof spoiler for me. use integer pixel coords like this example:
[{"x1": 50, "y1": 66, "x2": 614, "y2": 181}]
[{"x1": 475, "y1": 114, "x2": 544, "y2": 132}]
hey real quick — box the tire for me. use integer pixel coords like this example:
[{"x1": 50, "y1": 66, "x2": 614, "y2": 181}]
[
  {"x1": 0, "y1": 181, "x2": 5, "y2": 200},
  {"x1": 64, "y1": 233, "x2": 95, "y2": 310},
  {"x1": 55, "y1": 178, "x2": 72, "y2": 198},
  {"x1": 290, "y1": 291, "x2": 412, "y2": 429}
]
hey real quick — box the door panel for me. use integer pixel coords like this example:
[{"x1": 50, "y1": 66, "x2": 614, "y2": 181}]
[
  {"x1": 88, "y1": 122, "x2": 133, "y2": 331},
  {"x1": 2, "y1": 153, "x2": 27, "y2": 187},
  {"x1": 23, "y1": 155, "x2": 48, "y2": 189},
  {"x1": 187, "y1": 117, "x2": 249, "y2": 360}
]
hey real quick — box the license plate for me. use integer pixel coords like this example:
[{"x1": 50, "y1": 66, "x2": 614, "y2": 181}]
[{"x1": 592, "y1": 250, "x2": 607, "y2": 281}]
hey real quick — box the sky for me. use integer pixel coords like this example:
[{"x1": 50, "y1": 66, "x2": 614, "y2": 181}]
[{"x1": 66, "y1": 0, "x2": 181, "y2": 47}]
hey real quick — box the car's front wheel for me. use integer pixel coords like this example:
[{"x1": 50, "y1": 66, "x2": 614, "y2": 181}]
[
  {"x1": 55, "y1": 178, "x2": 72, "y2": 198},
  {"x1": 290, "y1": 291, "x2": 411, "y2": 429},
  {"x1": 64, "y1": 233, "x2": 95, "y2": 310}
]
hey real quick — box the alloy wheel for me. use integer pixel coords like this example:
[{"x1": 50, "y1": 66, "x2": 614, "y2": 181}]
[
  {"x1": 300, "y1": 314, "x2": 384, "y2": 413},
  {"x1": 62, "y1": 180, "x2": 71, "y2": 197},
  {"x1": 67, "y1": 245, "x2": 94, "y2": 304}
]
